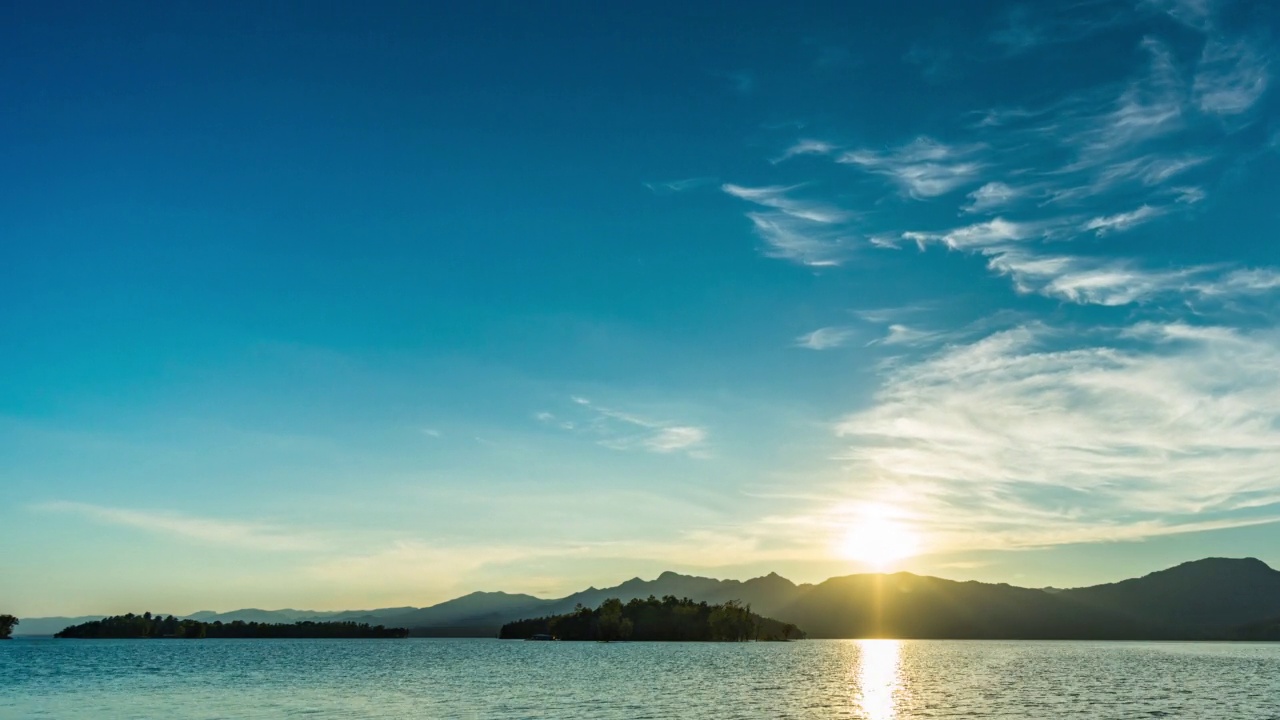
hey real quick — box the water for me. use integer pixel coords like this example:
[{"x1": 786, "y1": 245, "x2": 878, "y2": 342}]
[{"x1": 3, "y1": 638, "x2": 1278, "y2": 719}]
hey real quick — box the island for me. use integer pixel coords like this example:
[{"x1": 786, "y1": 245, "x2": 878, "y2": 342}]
[
  {"x1": 0, "y1": 614, "x2": 16, "y2": 639},
  {"x1": 54, "y1": 613, "x2": 409, "y2": 639},
  {"x1": 499, "y1": 596, "x2": 804, "y2": 641}
]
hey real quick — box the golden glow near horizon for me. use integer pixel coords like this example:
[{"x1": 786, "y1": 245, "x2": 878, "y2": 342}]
[
  {"x1": 837, "y1": 505, "x2": 921, "y2": 570},
  {"x1": 854, "y1": 639, "x2": 902, "y2": 720}
]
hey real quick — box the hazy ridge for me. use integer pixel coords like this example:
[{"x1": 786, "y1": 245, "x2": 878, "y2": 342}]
[{"x1": 16, "y1": 558, "x2": 1280, "y2": 639}]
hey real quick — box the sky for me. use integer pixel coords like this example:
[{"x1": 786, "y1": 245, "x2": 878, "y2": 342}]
[{"x1": 3, "y1": 0, "x2": 1279, "y2": 617}]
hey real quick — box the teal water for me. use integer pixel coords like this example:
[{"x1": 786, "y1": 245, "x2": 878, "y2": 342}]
[{"x1": 3, "y1": 638, "x2": 1278, "y2": 718}]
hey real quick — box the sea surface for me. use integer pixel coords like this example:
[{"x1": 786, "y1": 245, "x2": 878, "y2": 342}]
[{"x1": 2, "y1": 637, "x2": 1278, "y2": 719}]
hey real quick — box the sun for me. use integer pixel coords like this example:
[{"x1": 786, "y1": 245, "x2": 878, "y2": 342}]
[{"x1": 838, "y1": 508, "x2": 920, "y2": 570}]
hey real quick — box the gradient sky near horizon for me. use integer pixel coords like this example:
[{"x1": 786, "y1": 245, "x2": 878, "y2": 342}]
[{"x1": 4, "y1": 0, "x2": 1280, "y2": 617}]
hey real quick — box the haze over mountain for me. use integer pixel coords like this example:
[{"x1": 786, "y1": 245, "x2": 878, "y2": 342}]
[{"x1": 17, "y1": 558, "x2": 1280, "y2": 640}]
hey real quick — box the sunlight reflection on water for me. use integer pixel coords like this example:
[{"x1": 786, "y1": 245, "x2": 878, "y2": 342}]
[
  {"x1": 4, "y1": 638, "x2": 1280, "y2": 718},
  {"x1": 855, "y1": 639, "x2": 901, "y2": 720}
]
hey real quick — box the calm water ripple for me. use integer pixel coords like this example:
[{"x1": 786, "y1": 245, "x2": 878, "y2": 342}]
[{"x1": 3, "y1": 638, "x2": 1278, "y2": 719}]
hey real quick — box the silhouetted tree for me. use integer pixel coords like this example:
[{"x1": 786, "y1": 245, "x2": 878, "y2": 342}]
[
  {"x1": 597, "y1": 598, "x2": 625, "y2": 642},
  {"x1": 709, "y1": 600, "x2": 755, "y2": 641},
  {"x1": 499, "y1": 597, "x2": 800, "y2": 641},
  {"x1": 54, "y1": 615, "x2": 408, "y2": 639},
  {"x1": 0, "y1": 615, "x2": 18, "y2": 639}
]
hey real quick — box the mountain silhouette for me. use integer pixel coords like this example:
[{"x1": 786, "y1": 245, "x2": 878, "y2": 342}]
[
  {"x1": 18, "y1": 557, "x2": 1280, "y2": 639},
  {"x1": 1058, "y1": 557, "x2": 1280, "y2": 633}
]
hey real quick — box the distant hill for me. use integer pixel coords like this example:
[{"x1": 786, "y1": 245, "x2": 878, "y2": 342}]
[
  {"x1": 17, "y1": 557, "x2": 1280, "y2": 640},
  {"x1": 1058, "y1": 557, "x2": 1280, "y2": 635},
  {"x1": 771, "y1": 573, "x2": 1151, "y2": 639},
  {"x1": 551, "y1": 570, "x2": 806, "y2": 619},
  {"x1": 13, "y1": 616, "x2": 113, "y2": 636},
  {"x1": 185, "y1": 608, "x2": 341, "y2": 624},
  {"x1": 382, "y1": 591, "x2": 544, "y2": 628}
]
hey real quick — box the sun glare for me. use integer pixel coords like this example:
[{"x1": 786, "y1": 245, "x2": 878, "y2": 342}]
[{"x1": 838, "y1": 508, "x2": 920, "y2": 570}]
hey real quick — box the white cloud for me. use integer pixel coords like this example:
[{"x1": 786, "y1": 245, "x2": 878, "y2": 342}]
[
  {"x1": 1083, "y1": 204, "x2": 1165, "y2": 235},
  {"x1": 988, "y1": 251, "x2": 1205, "y2": 305},
  {"x1": 834, "y1": 323, "x2": 1280, "y2": 549},
  {"x1": 967, "y1": 39, "x2": 1208, "y2": 213},
  {"x1": 985, "y1": 252, "x2": 1280, "y2": 307},
  {"x1": 1070, "y1": 38, "x2": 1185, "y2": 162},
  {"x1": 641, "y1": 426, "x2": 708, "y2": 453},
  {"x1": 839, "y1": 137, "x2": 986, "y2": 198},
  {"x1": 1079, "y1": 154, "x2": 1210, "y2": 197},
  {"x1": 558, "y1": 397, "x2": 709, "y2": 457},
  {"x1": 745, "y1": 212, "x2": 853, "y2": 266},
  {"x1": 1174, "y1": 186, "x2": 1206, "y2": 204},
  {"x1": 1193, "y1": 38, "x2": 1270, "y2": 116},
  {"x1": 696, "y1": 1, "x2": 1280, "y2": 561},
  {"x1": 1193, "y1": 268, "x2": 1280, "y2": 297},
  {"x1": 989, "y1": 3, "x2": 1131, "y2": 54},
  {"x1": 643, "y1": 177, "x2": 718, "y2": 195},
  {"x1": 963, "y1": 182, "x2": 1024, "y2": 213},
  {"x1": 34, "y1": 502, "x2": 325, "y2": 552},
  {"x1": 854, "y1": 305, "x2": 934, "y2": 324},
  {"x1": 772, "y1": 139, "x2": 838, "y2": 164},
  {"x1": 1142, "y1": 0, "x2": 1216, "y2": 31},
  {"x1": 903, "y1": 217, "x2": 1056, "y2": 251},
  {"x1": 795, "y1": 326, "x2": 857, "y2": 350},
  {"x1": 970, "y1": 106, "x2": 1044, "y2": 128},
  {"x1": 876, "y1": 324, "x2": 941, "y2": 347},
  {"x1": 722, "y1": 184, "x2": 850, "y2": 223},
  {"x1": 719, "y1": 184, "x2": 859, "y2": 266}
]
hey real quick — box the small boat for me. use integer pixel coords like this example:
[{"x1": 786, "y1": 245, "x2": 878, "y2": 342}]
[{"x1": 526, "y1": 633, "x2": 556, "y2": 641}]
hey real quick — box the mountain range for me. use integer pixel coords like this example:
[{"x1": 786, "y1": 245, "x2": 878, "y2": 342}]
[{"x1": 15, "y1": 557, "x2": 1280, "y2": 639}]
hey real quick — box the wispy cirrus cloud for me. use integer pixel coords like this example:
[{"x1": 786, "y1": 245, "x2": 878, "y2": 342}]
[
  {"x1": 963, "y1": 181, "x2": 1025, "y2": 213},
  {"x1": 699, "y1": 0, "x2": 1279, "y2": 561},
  {"x1": 795, "y1": 326, "x2": 857, "y2": 350},
  {"x1": 1194, "y1": 268, "x2": 1280, "y2": 297},
  {"x1": 721, "y1": 183, "x2": 858, "y2": 266},
  {"x1": 791, "y1": 15, "x2": 1269, "y2": 309},
  {"x1": 748, "y1": 212, "x2": 856, "y2": 266},
  {"x1": 1193, "y1": 37, "x2": 1270, "y2": 116},
  {"x1": 873, "y1": 324, "x2": 944, "y2": 347},
  {"x1": 989, "y1": 3, "x2": 1132, "y2": 55},
  {"x1": 1067, "y1": 38, "x2": 1186, "y2": 163},
  {"x1": 33, "y1": 501, "x2": 326, "y2": 552},
  {"x1": 839, "y1": 137, "x2": 987, "y2": 198},
  {"x1": 834, "y1": 322, "x2": 1280, "y2": 549},
  {"x1": 721, "y1": 184, "x2": 851, "y2": 223},
  {"x1": 540, "y1": 396, "x2": 709, "y2": 456},
  {"x1": 643, "y1": 176, "x2": 718, "y2": 195},
  {"x1": 902, "y1": 217, "x2": 1065, "y2": 251},
  {"x1": 1083, "y1": 204, "x2": 1166, "y2": 235},
  {"x1": 987, "y1": 251, "x2": 1211, "y2": 306},
  {"x1": 1142, "y1": 0, "x2": 1217, "y2": 31},
  {"x1": 771, "y1": 139, "x2": 839, "y2": 164}
]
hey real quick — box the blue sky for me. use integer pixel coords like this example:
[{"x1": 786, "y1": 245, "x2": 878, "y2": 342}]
[{"x1": 3, "y1": 0, "x2": 1279, "y2": 616}]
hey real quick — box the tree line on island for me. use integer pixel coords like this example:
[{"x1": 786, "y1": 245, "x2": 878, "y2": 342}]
[
  {"x1": 499, "y1": 596, "x2": 804, "y2": 641},
  {"x1": 53, "y1": 612, "x2": 409, "y2": 639},
  {"x1": 0, "y1": 614, "x2": 17, "y2": 639}
]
